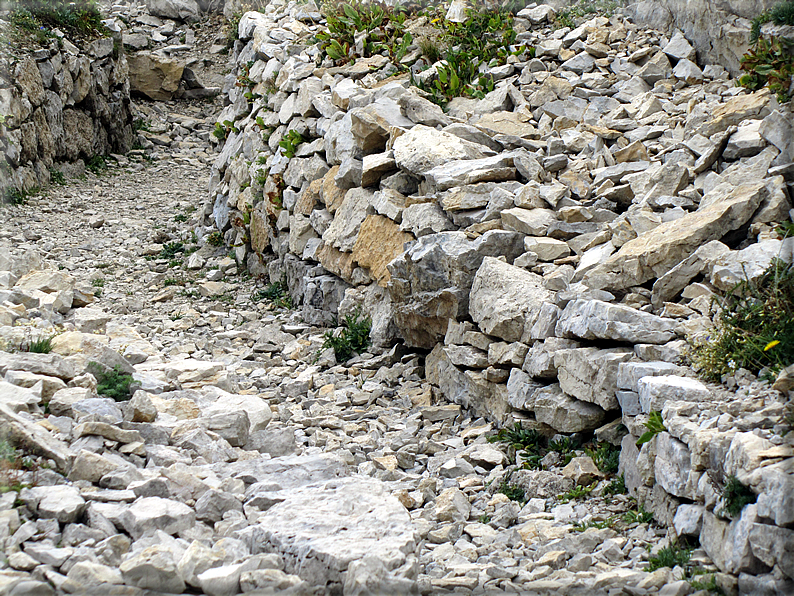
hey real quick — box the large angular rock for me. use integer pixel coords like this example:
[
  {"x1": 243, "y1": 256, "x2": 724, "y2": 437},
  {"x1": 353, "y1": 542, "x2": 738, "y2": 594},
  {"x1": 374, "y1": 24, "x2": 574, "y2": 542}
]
[
  {"x1": 120, "y1": 545, "x2": 186, "y2": 593},
  {"x1": 583, "y1": 181, "x2": 768, "y2": 290},
  {"x1": 750, "y1": 523, "x2": 794, "y2": 579},
  {"x1": 554, "y1": 347, "x2": 633, "y2": 410},
  {"x1": 555, "y1": 299, "x2": 677, "y2": 344},
  {"x1": 388, "y1": 231, "x2": 524, "y2": 348},
  {"x1": 424, "y1": 154, "x2": 517, "y2": 193},
  {"x1": 393, "y1": 125, "x2": 494, "y2": 176},
  {"x1": 655, "y1": 432, "x2": 693, "y2": 499},
  {"x1": 239, "y1": 477, "x2": 416, "y2": 589},
  {"x1": 469, "y1": 257, "x2": 556, "y2": 343},
  {"x1": 127, "y1": 51, "x2": 184, "y2": 101},
  {"x1": 349, "y1": 99, "x2": 414, "y2": 154},
  {"x1": 120, "y1": 497, "x2": 196, "y2": 540},
  {"x1": 28, "y1": 485, "x2": 85, "y2": 523},
  {"x1": 533, "y1": 384, "x2": 607, "y2": 433},
  {"x1": 426, "y1": 344, "x2": 510, "y2": 422},
  {"x1": 147, "y1": 0, "x2": 199, "y2": 22},
  {"x1": 322, "y1": 188, "x2": 374, "y2": 252},
  {"x1": 0, "y1": 403, "x2": 72, "y2": 472},
  {"x1": 637, "y1": 375, "x2": 710, "y2": 413}
]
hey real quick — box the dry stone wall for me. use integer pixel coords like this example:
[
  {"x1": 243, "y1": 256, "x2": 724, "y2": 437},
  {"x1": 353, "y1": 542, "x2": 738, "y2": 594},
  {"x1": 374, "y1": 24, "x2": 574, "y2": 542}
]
[
  {"x1": 206, "y1": 0, "x2": 794, "y2": 587},
  {"x1": 0, "y1": 30, "x2": 134, "y2": 196}
]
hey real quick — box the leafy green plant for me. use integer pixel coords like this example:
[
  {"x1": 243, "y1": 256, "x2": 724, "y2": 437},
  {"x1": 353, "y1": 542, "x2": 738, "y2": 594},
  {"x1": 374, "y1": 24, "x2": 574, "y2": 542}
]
[
  {"x1": 278, "y1": 130, "x2": 306, "y2": 159},
  {"x1": 9, "y1": 0, "x2": 105, "y2": 39},
  {"x1": 86, "y1": 155, "x2": 108, "y2": 175},
  {"x1": 739, "y1": 35, "x2": 794, "y2": 102},
  {"x1": 604, "y1": 474, "x2": 627, "y2": 495},
  {"x1": 721, "y1": 475, "x2": 756, "y2": 518},
  {"x1": 207, "y1": 231, "x2": 224, "y2": 247},
  {"x1": 559, "y1": 482, "x2": 597, "y2": 503},
  {"x1": 411, "y1": 6, "x2": 529, "y2": 105},
  {"x1": 315, "y1": 1, "x2": 411, "y2": 67},
  {"x1": 88, "y1": 363, "x2": 133, "y2": 401},
  {"x1": 689, "y1": 573, "x2": 726, "y2": 595},
  {"x1": 586, "y1": 442, "x2": 621, "y2": 475},
  {"x1": 489, "y1": 424, "x2": 543, "y2": 452},
  {"x1": 624, "y1": 503, "x2": 654, "y2": 525},
  {"x1": 252, "y1": 276, "x2": 293, "y2": 309},
  {"x1": 497, "y1": 480, "x2": 525, "y2": 503},
  {"x1": 647, "y1": 543, "x2": 693, "y2": 573},
  {"x1": 572, "y1": 516, "x2": 618, "y2": 532},
  {"x1": 691, "y1": 257, "x2": 794, "y2": 379},
  {"x1": 49, "y1": 168, "x2": 66, "y2": 185},
  {"x1": 91, "y1": 278, "x2": 105, "y2": 288},
  {"x1": 321, "y1": 310, "x2": 372, "y2": 362},
  {"x1": 132, "y1": 118, "x2": 151, "y2": 132},
  {"x1": 636, "y1": 411, "x2": 666, "y2": 446},
  {"x1": 3, "y1": 187, "x2": 29, "y2": 206},
  {"x1": 174, "y1": 214, "x2": 188, "y2": 223},
  {"x1": 159, "y1": 242, "x2": 184, "y2": 260}
]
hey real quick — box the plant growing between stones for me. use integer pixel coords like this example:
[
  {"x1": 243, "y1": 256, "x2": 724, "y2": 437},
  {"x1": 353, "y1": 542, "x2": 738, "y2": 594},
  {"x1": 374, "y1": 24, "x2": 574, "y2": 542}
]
[
  {"x1": 86, "y1": 155, "x2": 108, "y2": 175},
  {"x1": 623, "y1": 503, "x2": 653, "y2": 525},
  {"x1": 252, "y1": 276, "x2": 293, "y2": 309},
  {"x1": 497, "y1": 479, "x2": 525, "y2": 503},
  {"x1": 49, "y1": 168, "x2": 66, "y2": 185},
  {"x1": 207, "y1": 231, "x2": 224, "y2": 247},
  {"x1": 321, "y1": 309, "x2": 372, "y2": 362},
  {"x1": 721, "y1": 475, "x2": 756, "y2": 518},
  {"x1": 585, "y1": 442, "x2": 620, "y2": 475},
  {"x1": 636, "y1": 411, "x2": 666, "y2": 446},
  {"x1": 646, "y1": 542, "x2": 693, "y2": 573},
  {"x1": 278, "y1": 130, "x2": 306, "y2": 159},
  {"x1": 739, "y1": 35, "x2": 794, "y2": 102},
  {"x1": 691, "y1": 256, "x2": 794, "y2": 380},
  {"x1": 88, "y1": 362, "x2": 133, "y2": 402},
  {"x1": 604, "y1": 474, "x2": 627, "y2": 495},
  {"x1": 8, "y1": 0, "x2": 106, "y2": 40},
  {"x1": 559, "y1": 482, "x2": 597, "y2": 503},
  {"x1": 25, "y1": 335, "x2": 55, "y2": 354},
  {"x1": 0, "y1": 439, "x2": 37, "y2": 494}
]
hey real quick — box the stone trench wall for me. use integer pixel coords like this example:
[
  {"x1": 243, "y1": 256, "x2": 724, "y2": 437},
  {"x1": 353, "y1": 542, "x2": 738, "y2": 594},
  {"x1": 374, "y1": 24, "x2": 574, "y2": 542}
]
[
  {"x1": 204, "y1": 0, "x2": 794, "y2": 586},
  {"x1": 0, "y1": 30, "x2": 135, "y2": 196}
]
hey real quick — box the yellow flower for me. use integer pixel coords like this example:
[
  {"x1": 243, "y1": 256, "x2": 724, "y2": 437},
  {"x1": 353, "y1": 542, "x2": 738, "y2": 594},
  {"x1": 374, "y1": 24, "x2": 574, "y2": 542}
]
[{"x1": 764, "y1": 340, "x2": 781, "y2": 351}]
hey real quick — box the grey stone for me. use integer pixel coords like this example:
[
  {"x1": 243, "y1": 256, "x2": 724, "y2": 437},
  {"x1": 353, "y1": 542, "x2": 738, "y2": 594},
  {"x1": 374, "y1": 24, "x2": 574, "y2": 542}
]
[
  {"x1": 556, "y1": 299, "x2": 678, "y2": 344},
  {"x1": 554, "y1": 347, "x2": 633, "y2": 410}
]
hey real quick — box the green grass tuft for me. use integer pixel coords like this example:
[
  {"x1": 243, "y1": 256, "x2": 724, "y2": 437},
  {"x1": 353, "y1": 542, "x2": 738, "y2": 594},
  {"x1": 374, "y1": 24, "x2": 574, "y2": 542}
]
[
  {"x1": 722, "y1": 475, "x2": 756, "y2": 518},
  {"x1": 321, "y1": 310, "x2": 371, "y2": 363},
  {"x1": 88, "y1": 363, "x2": 133, "y2": 402}
]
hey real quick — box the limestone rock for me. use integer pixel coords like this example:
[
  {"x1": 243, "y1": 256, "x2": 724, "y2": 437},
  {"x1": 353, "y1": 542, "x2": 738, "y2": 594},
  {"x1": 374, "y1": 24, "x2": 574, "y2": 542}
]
[
  {"x1": 393, "y1": 125, "x2": 494, "y2": 176},
  {"x1": 127, "y1": 52, "x2": 185, "y2": 101}
]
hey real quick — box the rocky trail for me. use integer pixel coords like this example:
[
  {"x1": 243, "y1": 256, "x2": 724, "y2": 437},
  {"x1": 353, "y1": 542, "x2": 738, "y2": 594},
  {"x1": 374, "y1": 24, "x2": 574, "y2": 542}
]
[{"x1": 1, "y1": 0, "x2": 794, "y2": 595}]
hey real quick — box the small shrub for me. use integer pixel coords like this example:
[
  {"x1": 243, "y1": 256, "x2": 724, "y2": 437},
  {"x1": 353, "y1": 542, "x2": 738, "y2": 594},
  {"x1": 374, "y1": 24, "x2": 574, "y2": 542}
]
[
  {"x1": 88, "y1": 363, "x2": 133, "y2": 401},
  {"x1": 132, "y1": 118, "x2": 151, "y2": 132},
  {"x1": 624, "y1": 504, "x2": 654, "y2": 525},
  {"x1": 559, "y1": 482, "x2": 597, "y2": 503},
  {"x1": 604, "y1": 474, "x2": 627, "y2": 495},
  {"x1": 9, "y1": 0, "x2": 105, "y2": 39},
  {"x1": 226, "y1": 11, "x2": 242, "y2": 48},
  {"x1": 636, "y1": 411, "x2": 666, "y2": 446},
  {"x1": 321, "y1": 310, "x2": 372, "y2": 362},
  {"x1": 586, "y1": 442, "x2": 621, "y2": 475},
  {"x1": 4, "y1": 187, "x2": 29, "y2": 205},
  {"x1": 86, "y1": 155, "x2": 108, "y2": 175},
  {"x1": 647, "y1": 543, "x2": 693, "y2": 573},
  {"x1": 207, "y1": 231, "x2": 224, "y2": 247},
  {"x1": 573, "y1": 516, "x2": 618, "y2": 532},
  {"x1": 497, "y1": 480, "x2": 525, "y2": 503},
  {"x1": 691, "y1": 257, "x2": 794, "y2": 379},
  {"x1": 488, "y1": 424, "x2": 543, "y2": 452},
  {"x1": 49, "y1": 168, "x2": 66, "y2": 185},
  {"x1": 722, "y1": 475, "x2": 756, "y2": 518},
  {"x1": 91, "y1": 278, "x2": 105, "y2": 288},
  {"x1": 174, "y1": 214, "x2": 188, "y2": 223},
  {"x1": 159, "y1": 242, "x2": 184, "y2": 259},
  {"x1": 0, "y1": 439, "x2": 37, "y2": 494},
  {"x1": 278, "y1": 130, "x2": 306, "y2": 159},
  {"x1": 252, "y1": 276, "x2": 293, "y2": 309},
  {"x1": 738, "y1": 36, "x2": 794, "y2": 102}
]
